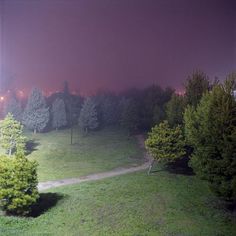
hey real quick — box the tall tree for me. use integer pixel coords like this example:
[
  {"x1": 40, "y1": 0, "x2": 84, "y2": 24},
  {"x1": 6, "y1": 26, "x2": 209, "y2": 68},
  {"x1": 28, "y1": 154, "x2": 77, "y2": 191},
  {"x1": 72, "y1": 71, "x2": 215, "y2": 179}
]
[
  {"x1": 0, "y1": 113, "x2": 26, "y2": 156},
  {"x1": 3, "y1": 97, "x2": 22, "y2": 122},
  {"x1": 78, "y1": 98, "x2": 98, "y2": 133},
  {"x1": 51, "y1": 98, "x2": 67, "y2": 130},
  {"x1": 184, "y1": 75, "x2": 236, "y2": 200},
  {"x1": 22, "y1": 88, "x2": 49, "y2": 133},
  {"x1": 119, "y1": 97, "x2": 140, "y2": 134},
  {"x1": 184, "y1": 70, "x2": 210, "y2": 107},
  {"x1": 166, "y1": 94, "x2": 186, "y2": 127}
]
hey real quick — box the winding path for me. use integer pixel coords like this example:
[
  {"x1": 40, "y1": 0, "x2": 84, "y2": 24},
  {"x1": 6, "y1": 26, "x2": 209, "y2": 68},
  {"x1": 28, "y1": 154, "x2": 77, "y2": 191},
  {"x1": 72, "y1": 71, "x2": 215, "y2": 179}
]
[{"x1": 38, "y1": 135, "x2": 153, "y2": 191}]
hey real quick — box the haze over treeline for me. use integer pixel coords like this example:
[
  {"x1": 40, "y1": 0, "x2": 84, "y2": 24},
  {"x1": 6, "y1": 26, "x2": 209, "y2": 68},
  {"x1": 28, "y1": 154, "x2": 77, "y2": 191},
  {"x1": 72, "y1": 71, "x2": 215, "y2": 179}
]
[{"x1": 0, "y1": 0, "x2": 235, "y2": 94}]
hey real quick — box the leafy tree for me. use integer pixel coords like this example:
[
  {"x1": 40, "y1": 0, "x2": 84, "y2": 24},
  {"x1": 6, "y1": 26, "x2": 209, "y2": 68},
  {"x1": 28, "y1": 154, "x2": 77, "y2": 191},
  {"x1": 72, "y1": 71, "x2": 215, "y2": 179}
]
[
  {"x1": 51, "y1": 98, "x2": 67, "y2": 130},
  {"x1": 3, "y1": 97, "x2": 22, "y2": 122},
  {"x1": 22, "y1": 88, "x2": 49, "y2": 133},
  {"x1": 145, "y1": 120, "x2": 186, "y2": 162},
  {"x1": 141, "y1": 86, "x2": 174, "y2": 129},
  {"x1": 93, "y1": 92, "x2": 119, "y2": 126},
  {"x1": 0, "y1": 113, "x2": 26, "y2": 156},
  {"x1": 119, "y1": 97, "x2": 140, "y2": 134},
  {"x1": 78, "y1": 98, "x2": 98, "y2": 133},
  {"x1": 166, "y1": 94, "x2": 186, "y2": 127},
  {"x1": 184, "y1": 75, "x2": 236, "y2": 200},
  {"x1": 0, "y1": 154, "x2": 39, "y2": 216},
  {"x1": 184, "y1": 70, "x2": 210, "y2": 107}
]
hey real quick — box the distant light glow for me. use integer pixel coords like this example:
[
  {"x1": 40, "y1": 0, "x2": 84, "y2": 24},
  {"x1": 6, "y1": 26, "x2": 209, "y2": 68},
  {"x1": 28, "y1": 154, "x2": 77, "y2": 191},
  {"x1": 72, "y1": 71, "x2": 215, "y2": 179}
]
[{"x1": 0, "y1": 96, "x2": 4, "y2": 101}]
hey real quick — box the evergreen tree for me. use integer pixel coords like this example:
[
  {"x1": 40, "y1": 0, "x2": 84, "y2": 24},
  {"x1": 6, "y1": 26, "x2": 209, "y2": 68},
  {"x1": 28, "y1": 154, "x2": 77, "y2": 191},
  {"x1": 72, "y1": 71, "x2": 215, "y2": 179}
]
[
  {"x1": 119, "y1": 97, "x2": 140, "y2": 134},
  {"x1": 184, "y1": 75, "x2": 236, "y2": 200},
  {"x1": 51, "y1": 98, "x2": 67, "y2": 130},
  {"x1": 78, "y1": 98, "x2": 98, "y2": 133},
  {"x1": 0, "y1": 113, "x2": 26, "y2": 156},
  {"x1": 166, "y1": 94, "x2": 186, "y2": 127},
  {"x1": 0, "y1": 154, "x2": 39, "y2": 216},
  {"x1": 22, "y1": 88, "x2": 49, "y2": 133},
  {"x1": 184, "y1": 70, "x2": 210, "y2": 107},
  {"x1": 3, "y1": 97, "x2": 22, "y2": 122},
  {"x1": 145, "y1": 120, "x2": 186, "y2": 162}
]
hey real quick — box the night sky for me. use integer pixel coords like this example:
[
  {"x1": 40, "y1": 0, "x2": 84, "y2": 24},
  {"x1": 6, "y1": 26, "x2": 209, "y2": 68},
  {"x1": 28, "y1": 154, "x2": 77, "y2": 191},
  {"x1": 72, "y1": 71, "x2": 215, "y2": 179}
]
[{"x1": 1, "y1": 0, "x2": 236, "y2": 95}]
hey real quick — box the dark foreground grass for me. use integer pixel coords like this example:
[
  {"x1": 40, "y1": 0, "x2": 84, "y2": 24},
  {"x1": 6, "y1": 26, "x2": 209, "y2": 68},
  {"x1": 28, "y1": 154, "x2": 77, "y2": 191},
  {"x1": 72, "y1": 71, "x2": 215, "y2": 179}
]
[
  {"x1": 0, "y1": 171, "x2": 235, "y2": 236},
  {"x1": 25, "y1": 127, "x2": 143, "y2": 181}
]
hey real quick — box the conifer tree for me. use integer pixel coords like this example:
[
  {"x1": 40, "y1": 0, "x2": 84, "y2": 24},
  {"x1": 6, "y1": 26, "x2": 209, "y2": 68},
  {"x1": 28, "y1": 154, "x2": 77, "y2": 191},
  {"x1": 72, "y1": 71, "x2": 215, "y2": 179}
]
[
  {"x1": 184, "y1": 70, "x2": 210, "y2": 107},
  {"x1": 0, "y1": 113, "x2": 26, "y2": 156},
  {"x1": 51, "y1": 98, "x2": 67, "y2": 130},
  {"x1": 166, "y1": 94, "x2": 186, "y2": 127},
  {"x1": 184, "y1": 75, "x2": 236, "y2": 200},
  {"x1": 145, "y1": 120, "x2": 186, "y2": 162},
  {"x1": 22, "y1": 88, "x2": 49, "y2": 133},
  {"x1": 3, "y1": 97, "x2": 22, "y2": 122},
  {"x1": 78, "y1": 97, "x2": 98, "y2": 133}
]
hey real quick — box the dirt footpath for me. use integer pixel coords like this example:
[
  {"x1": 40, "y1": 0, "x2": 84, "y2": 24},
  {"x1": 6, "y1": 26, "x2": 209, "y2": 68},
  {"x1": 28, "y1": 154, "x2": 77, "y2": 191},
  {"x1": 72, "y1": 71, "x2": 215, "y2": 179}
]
[{"x1": 38, "y1": 135, "x2": 153, "y2": 191}]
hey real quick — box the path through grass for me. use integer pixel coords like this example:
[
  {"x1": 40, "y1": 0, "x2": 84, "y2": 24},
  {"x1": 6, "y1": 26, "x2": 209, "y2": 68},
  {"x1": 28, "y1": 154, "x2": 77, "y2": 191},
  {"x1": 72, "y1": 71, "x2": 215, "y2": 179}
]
[
  {"x1": 0, "y1": 171, "x2": 235, "y2": 236},
  {"x1": 26, "y1": 127, "x2": 143, "y2": 181}
]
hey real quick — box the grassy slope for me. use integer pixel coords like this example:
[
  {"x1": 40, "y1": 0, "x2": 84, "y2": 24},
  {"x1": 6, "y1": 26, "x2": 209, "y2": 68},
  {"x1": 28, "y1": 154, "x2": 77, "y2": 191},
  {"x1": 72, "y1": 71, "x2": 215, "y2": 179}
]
[
  {"x1": 25, "y1": 127, "x2": 143, "y2": 181},
  {"x1": 0, "y1": 171, "x2": 235, "y2": 236}
]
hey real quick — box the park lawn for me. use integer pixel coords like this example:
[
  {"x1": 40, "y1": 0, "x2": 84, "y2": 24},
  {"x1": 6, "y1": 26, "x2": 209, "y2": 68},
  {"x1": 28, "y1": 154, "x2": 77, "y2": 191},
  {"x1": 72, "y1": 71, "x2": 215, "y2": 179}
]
[
  {"x1": 25, "y1": 127, "x2": 144, "y2": 181},
  {"x1": 0, "y1": 170, "x2": 235, "y2": 236}
]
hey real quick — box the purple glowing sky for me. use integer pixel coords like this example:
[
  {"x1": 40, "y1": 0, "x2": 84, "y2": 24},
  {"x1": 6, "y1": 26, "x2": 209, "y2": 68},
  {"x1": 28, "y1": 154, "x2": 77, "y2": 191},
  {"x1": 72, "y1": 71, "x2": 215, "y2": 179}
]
[{"x1": 1, "y1": 0, "x2": 236, "y2": 94}]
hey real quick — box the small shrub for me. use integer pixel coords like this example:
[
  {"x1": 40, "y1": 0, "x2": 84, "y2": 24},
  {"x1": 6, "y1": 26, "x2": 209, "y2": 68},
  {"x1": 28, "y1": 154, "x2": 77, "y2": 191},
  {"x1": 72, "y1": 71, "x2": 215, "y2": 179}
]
[{"x1": 0, "y1": 154, "x2": 39, "y2": 216}]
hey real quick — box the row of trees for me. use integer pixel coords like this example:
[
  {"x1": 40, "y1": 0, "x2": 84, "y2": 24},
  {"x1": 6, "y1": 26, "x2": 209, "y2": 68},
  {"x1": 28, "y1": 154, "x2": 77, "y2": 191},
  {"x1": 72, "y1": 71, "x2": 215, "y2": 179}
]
[{"x1": 146, "y1": 72, "x2": 236, "y2": 202}]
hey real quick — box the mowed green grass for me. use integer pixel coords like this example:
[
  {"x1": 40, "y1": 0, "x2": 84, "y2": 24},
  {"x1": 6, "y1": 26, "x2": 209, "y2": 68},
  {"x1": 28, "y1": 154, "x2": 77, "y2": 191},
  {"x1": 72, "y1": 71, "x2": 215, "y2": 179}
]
[
  {"x1": 25, "y1": 127, "x2": 144, "y2": 181},
  {"x1": 0, "y1": 171, "x2": 235, "y2": 236}
]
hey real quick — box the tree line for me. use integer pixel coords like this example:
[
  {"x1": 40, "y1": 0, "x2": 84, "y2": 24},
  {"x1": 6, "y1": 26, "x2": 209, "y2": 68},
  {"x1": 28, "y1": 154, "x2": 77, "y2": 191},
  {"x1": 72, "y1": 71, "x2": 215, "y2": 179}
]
[{"x1": 146, "y1": 71, "x2": 236, "y2": 203}]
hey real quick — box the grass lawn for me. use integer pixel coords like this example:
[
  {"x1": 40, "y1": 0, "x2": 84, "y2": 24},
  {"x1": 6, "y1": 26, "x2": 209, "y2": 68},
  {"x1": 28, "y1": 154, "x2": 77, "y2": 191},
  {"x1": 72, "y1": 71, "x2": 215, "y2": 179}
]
[
  {"x1": 24, "y1": 127, "x2": 144, "y2": 181},
  {"x1": 0, "y1": 170, "x2": 235, "y2": 236}
]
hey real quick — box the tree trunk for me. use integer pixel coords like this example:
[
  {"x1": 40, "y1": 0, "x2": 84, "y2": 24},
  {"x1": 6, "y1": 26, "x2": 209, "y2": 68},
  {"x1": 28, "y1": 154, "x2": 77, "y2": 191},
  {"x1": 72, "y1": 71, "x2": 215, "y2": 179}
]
[
  {"x1": 8, "y1": 148, "x2": 12, "y2": 156},
  {"x1": 148, "y1": 159, "x2": 159, "y2": 175},
  {"x1": 34, "y1": 129, "x2": 36, "y2": 134}
]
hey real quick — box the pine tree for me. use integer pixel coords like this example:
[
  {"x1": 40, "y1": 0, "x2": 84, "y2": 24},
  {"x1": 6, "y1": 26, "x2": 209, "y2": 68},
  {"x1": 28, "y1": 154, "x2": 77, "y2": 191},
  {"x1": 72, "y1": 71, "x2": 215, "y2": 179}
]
[
  {"x1": 0, "y1": 113, "x2": 26, "y2": 156},
  {"x1": 184, "y1": 75, "x2": 236, "y2": 200},
  {"x1": 78, "y1": 98, "x2": 98, "y2": 133},
  {"x1": 184, "y1": 70, "x2": 210, "y2": 107},
  {"x1": 3, "y1": 97, "x2": 22, "y2": 122},
  {"x1": 145, "y1": 120, "x2": 186, "y2": 162},
  {"x1": 22, "y1": 88, "x2": 49, "y2": 133},
  {"x1": 51, "y1": 98, "x2": 67, "y2": 130},
  {"x1": 166, "y1": 94, "x2": 186, "y2": 127},
  {"x1": 119, "y1": 97, "x2": 140, "y2": 134}
]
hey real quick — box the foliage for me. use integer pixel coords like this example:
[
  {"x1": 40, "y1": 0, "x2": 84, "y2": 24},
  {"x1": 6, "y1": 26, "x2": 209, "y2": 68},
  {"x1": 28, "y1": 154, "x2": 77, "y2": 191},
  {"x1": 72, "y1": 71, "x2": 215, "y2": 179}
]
[
  {"x1": 51, "y1": 98, "x2": 67, "y2": 130},
  {"x1": 119, "y1": 97, "x2": 140, "y2": 133},
  {"x1": 78, "y1": 98, "x2": 98, "y2": 133},
  {"x1": 141, "y1": 86, "x2": 174, "y2": 129},
  {"x1": 0, "y1": 154, "x2": 39, "y2": 216},
  {"x1": 184, "y1": 70, "x2": 210, "y2": 107},
  {"x1": 22, "y1": 88, "x2": 50, "y2": 133},
  {"x1": 184, "y1": 75, "x2": 236, "y2": 200},
  {"x1": 145, "y1": 120, "x2": 186, "y2": 162},
  {"x1": 3, "y1": 97, "x2": 22, "y2": 122},
  {"x1": 166, "y1": 93, "x2": 186, "y2": 127},
  {"x1": 0, "y1": 113, "x2": 26, "y2": 156}
]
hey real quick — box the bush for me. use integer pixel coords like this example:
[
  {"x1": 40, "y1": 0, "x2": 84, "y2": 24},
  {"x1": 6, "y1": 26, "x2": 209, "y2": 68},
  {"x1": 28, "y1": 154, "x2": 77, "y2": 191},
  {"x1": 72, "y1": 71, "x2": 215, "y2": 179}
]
[
  {"x1": 0, "y1": 154, "x2": 39, "y2": 216},
  {"x1": 145, "y1": 120, "x2": 186, "y2": 162}
]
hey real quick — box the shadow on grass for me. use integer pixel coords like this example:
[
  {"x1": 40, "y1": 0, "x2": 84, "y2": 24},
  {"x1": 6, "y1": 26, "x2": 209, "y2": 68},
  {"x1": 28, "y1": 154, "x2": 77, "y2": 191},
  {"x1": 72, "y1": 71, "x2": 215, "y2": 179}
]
[
  {"x1": 149, "y1": 156, "x2": 194, "y2": 176},
  {"x1": 165, "y1": 156, "x2": 194, "y2": 176},
  {"x1": 30, "y1": 193, "x2": 64, "y2": 217},
  {"x1": 25, "y1": 140, "x2": 40, "y2": 155}
]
